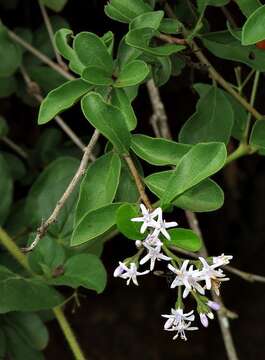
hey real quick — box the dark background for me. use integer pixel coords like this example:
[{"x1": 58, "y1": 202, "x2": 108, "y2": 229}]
[{"x1": 1, "y1": 0, "x2": 265, "y2": 359}]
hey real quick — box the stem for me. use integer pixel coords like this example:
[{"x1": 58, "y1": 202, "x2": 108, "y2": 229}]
[
  {"x1": 0, "y1": 227, "x2": 86, "y2": 359},
  {"x1": 123, "y1": 154, "x2": 153, "y2": 210},
  {"x1": 243, "y1": 71, "x2": 260, "y2": 143},
  {"x1": 1, "y1": 136, "x2": 28, "y2": 159},
  {"x1": 225, "y1": 144, "x2": 251, "y2": 165},
  {"x1": 53, "y1": 307, "x2": 86, "y2": 360}
]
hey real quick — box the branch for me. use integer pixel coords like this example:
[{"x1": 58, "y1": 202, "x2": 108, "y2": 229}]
[
  {"x1": 0, "y1": 136, "x2": 28, "y2": 159},
  {"x1": 23, "y1": 129, "x2": 100, "y2": 252},
  {"x1": 38, "y1": 0, "x2": 67, "y2": 70},
  {"x1": 146, "y1": 73, "x2": 239, "y2": 360},
  {"x1": 163, "y1": 3, "x2": 263, "y2": 121},
  {"x1": 6, "y1": 27, "x2": 74, "y2": 81}
]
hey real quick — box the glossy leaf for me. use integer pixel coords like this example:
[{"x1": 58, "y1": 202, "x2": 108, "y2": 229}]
[
  {"x1": 117, "y1": 37, "x2": 142, "y2": 70},
  {"x1": 202, "y1": 30, "x2": 265, "y2": 71},
  {"x1": 159, "y1": 18, "x2": 182, "y2": 34},
  {"x1": 126, "y1": 27, "x2": 185, "y2": 56},
  {"x1": 41, "y1": 0, "x2": 68, "y2": 12},
  {"x1": 129, "y1": 11, "x2": 164, "y2": 30},
  {"x1": 115, "y1": 60, "x2": 150, "y2": 87},
  {"x1": 0, "y1": 266, "x2": 63, "y2": 313},
  {"x1": 81, "y1": 92, "x2": 131, "y2": 154},
  {"x1": 50, "y1": 254, "x2": 107, "y2": 293},
  {"x1": 25, "y1": 157, "x2": 79, "y2": 239},
  {"x1": 236, "y1": 0, "x2": 261, "y2": 17},
  {"x1": 164, "y1": 228, "x2": 202, "y2": 252},
  {"x1": 145, "y1": 170, "x2": 224, "y2": 212},
  {"x1": 115, "y1": 159, "x2": 140, "y2": 203},
  {"x1": 161, "y1": 142, "x2": 227, "y2": 205},
  {"x1": 75, "y1": 152, "x2": 121, "y2": 224},
  {"x1": 116, "y1": 203, "x2": 146, "y2": 240},
  {"x1": 242, "y1": 5, "x2": 265, "y2": 45},
  {"x1": 250, "y1": 120, "x2": 265, "y2": 149},
  {"x1": 104, "y1": 0, "x2": 152, "y2": 23},
  {"x1": 111, "y1": 88, "x2": 137, "y2": 130},
  {"x1": 38, "y1": 79, "x2": 92, "y2": 124},
  {"x1": 74, "y1": 32, "x2": 113, "y2": 73},
  {"x1": 179, "y1": 85, "x2": 234, "y2": 144},
  {"x1": 131, "y1": 134, "x2": 191, "y2": 166},
  {"x1": 82, "y1": 66, "x2": 113, "y2": 86},
  {"x1": 71, "y1": 203, "x2": 121, "y2": 246}
]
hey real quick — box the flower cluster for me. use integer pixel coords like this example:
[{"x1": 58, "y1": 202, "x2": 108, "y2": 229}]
[{"x1": 113, "y1": 204, "x2": 233, "y2": 341}]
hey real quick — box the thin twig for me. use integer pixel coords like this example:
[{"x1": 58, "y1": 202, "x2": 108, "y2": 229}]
[
  {"x1": 6, "y1": 27, "x2": 74, "y2": 81},
  {"x1": 23, "y1": 129, "x2": 100, "y2": 252},
  {"x1": 1, "y1": 136, "x2": 28, "y2": 159},
  {"x1": 38, "y1": 0, "x2": 68, "y2": 70},
  {"x1": 185, "y1": 211, "x2": 239, "y2": 360},
  {"x1": 163, "y1": 3, "x2": 263, "y2": 121},
  {"x1": 123, "y1": 154, "x2": 153, "y2": 210}
]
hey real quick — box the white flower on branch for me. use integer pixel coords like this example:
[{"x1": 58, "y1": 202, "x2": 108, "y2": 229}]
[
  {"x1": 196, "y1": 257, "x2": 230, "y2": 291},
  {"x1": 140, "y1": 244, "x2": 171, "y2": 271},
  {"x1": 153, "y1": 211, "x2": 178, "y2": 240},
  {"x1": 113, "y1": 262, "x2": 149, "y2": 286},
  {"x1": 165, "y1": 320, "x2": 198, "y2": 341},
  {"x1": 199, "y1": 312, "x2": 214, "y2": 328},
  {"x1": 131, "y1": 204, "x2": 162, "y2": 233},
  {"x1": 162, "y1": 308, "x2": 195, "y2": 330},
  {"x1": 212, "y1": 253, "x2": 233, "y2": 267}
]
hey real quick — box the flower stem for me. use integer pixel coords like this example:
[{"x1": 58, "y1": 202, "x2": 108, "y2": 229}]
[{"x1": 0, "y1": 227, "x2": 86, "y2": 360}]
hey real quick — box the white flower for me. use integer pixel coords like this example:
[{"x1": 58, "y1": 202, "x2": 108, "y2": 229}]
[
  {"x1": 199, "y1": 312, "x2": 214, "y2": 328},
  {"x1": 114, "y1": 262, "x2": 149, "y2": 286},
  {"x1": 153, "y1": 212, "x2": 178, "y2": 240},
  {"x1": 212, "y1": 254, "x2": 233, "y2": 267},
  {"x1": 140, "y1": 244, "x2": 171, "y2": 271},
  {"x1": 143, "y1": 233, "x2": 163, "y2": 248},
  {"x1": 166, "y1": 321, "x2": 198, "y2": 341},
  {"x1": 167, "y1": 261, "x2": 204, "y2": 298},
  {"x1": 162, "y1": 308, "x2": 195, "y2": 330},
  {"x1": 131, "y1": 204, "x2": 162, "y2": 233},
  {"x1": 197, "y1": 257, "x2": 230, "y2": 290}
]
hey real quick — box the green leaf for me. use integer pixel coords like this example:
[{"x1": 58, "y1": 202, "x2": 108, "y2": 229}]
[
  {"x1": 71, "y1": 203, "x2": 121, "y2": 246},
  {"x1": 161, "y1": 142, "x2": 227, "y2": 205},
  {"x1": 104, "y1": 0, "x2": 152, "y2": 23},
  {"x1": 25, "y1": 157, "x2": 79, "y2": 239},
  {"x1": 54, "y1": 28, "x2": 85, "y2": 75},
  {"x1": 116, "y1": 203, "x2": 146, "y2": 240},
  {"x1": 0, "y1": 155, "x2": 13, "y2": 226},
  {"x1": 0, "y1": 25, "x2": 22, "y2": 77},
  {"x1": 131, "y1": 134, "x2": 191, "y2": 166},
  {"x1": 150, "y1": 55, "x2": 172, "y2": 87},
  {"x1": 145, "y1": 170, "x2": 224, "y2": 212},
  {"x1": 50, "y1": 254, "x2": 107, "y2": 293},
  {"x1": 164, "y1": 228, "x2": 202, "y2": 252},
  {"x1": 201, "y1": 30, "x2": 265, "y2": 71},
  {"x1": 41, "y1": 0, "x2": 68, "y2": 12},
  {"x1": 0, "y1": 75, "x2": 17, "y2": 98},
  {"x1": 115, "y1": 60, "x2": 150, "y2": 87},
  {"x1": 111, "y1": 88, "x2": 137, "y2": 130},
  {"x1": 179, "y1": 85, "x2": 234, "y2": 144},
  {"x1": 129, "y1": 11, "x2": 164, "y2": 30},
  {"x1": 0, "y1": 266, "x2": 63, "y2": 313},
  {"x1": 82, "y1": 65, "x2": 113, "y2": 86},
  {"x1": 250, "y1": 120, "x2": 265, "y2": 149},
  {"x1": 242, "y1": 5, "x2": 265, "y2": 45},
  {"x1": 115, "y1": 159, "x2": 140, "y2": 203},
  {"x1": 117, "y1": 37, "x2": 142, "y2": 70},
  {"x1": 126, "y1": 27, "x2": 185, "y2": 56},
  {"x1": 7, "y1": 312, "x2": 49, "y2": 350},
  {"x1": 28, "y1": 235, "x2": 65, "y2": 275},
  {"x1": 81, "y1": 92, "x2": 131, "y2": 154},
  {"x1": 38, "y1": 79, "x2": 92, "y2": 124},
  {"x1": 5, "y1": 326, "x2": 44, "y2": 360},
  {"x1": 159, "y1": 18, "x2": 182, "y2": 34},
  {"x1": 74, "y1": 32, "x2": 113, "y2": 73},
  {"x1": 236, "y1": 0, "x2": 261, "y2": 17},
  {"x1": 0, "y1": 116, "x2": 8, "y2": 137},
  {"x1": 27, "y1": 65, "x2": 66, "y2": 95},
  {"x1": 75, "y1": 152, "x2": 121, "y2": 224}
]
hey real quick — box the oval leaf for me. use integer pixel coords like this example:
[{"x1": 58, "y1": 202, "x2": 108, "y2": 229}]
[
  {"x1": 115, "y1": 60, "x2": 150, "y2": 87},
  {"x1": 242, "y1": 5, "x2": 265, "y2": 45},
  {"x1": 165, "y1": 228, "x2": 202, "y2": 252},
  {"x1": 116, "y1": 203, "x2": 146, "y2": 240}
]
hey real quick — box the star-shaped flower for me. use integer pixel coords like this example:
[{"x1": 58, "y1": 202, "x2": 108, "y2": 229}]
[
  {"x1": 131, "y1": 204, "x2": 162, "y2": 233},
  {"x1": 196, "y1": 257, "x2": 230, "y2": 290},
  {"x1": 114, "y1": 262, "x2": 149, "y2": 286},
  {"x1": 140, "y1": 244, "x2": 171, "y2": 271},
  {"x1": 162, "y1": 308, "x2": 195, "y2": 330},
  {"x1": 153, "y1": 212, "x2": 178, "y2": 240},
  {"x1": 165, "y1": 321, "x2": 198, "y2": 341}
]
